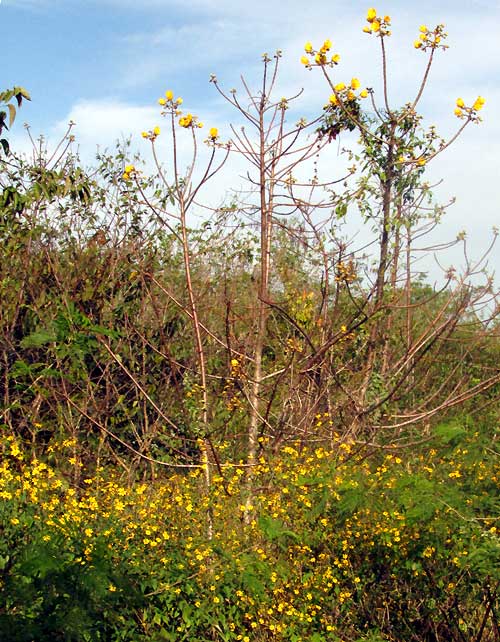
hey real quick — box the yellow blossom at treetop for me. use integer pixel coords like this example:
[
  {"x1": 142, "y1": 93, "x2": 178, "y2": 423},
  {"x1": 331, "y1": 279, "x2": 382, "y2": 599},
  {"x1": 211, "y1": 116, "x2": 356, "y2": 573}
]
[
  {"x1": 360, "y1": 88, "x2": 369, "y2": 98},
  {"x1": 363, "y1": 26, "x2": 371, "y2": 33},
  {"x1": 331, "y1": 53, "x2": 340, "y2": 63},
  {"x1": 320, "y1": 39, "x2": 332, "y2": 52},
  {"x1": 165, "y1": 89, "x2": 174, "y2": 101},
  {"x1": 456, "y1": 97, "x2": 465, "y2": 108},
  {"x1": 304, "y1": 41, "x2": 313, "y2": 53},
  {"x1": 414, "y1": 40, "x2": 423, "y2": 49},
  {"x1": 209, "y1": 127, "x2": 218, "y2": 139},
  {"x1": 473, "y1": 96, "x2": 485, "y2": 111},
  {"x1": 347, "y1": 90, "x2": 356, "y2": 101},
  {"x1": 351, "y1": 77, "x2": 361, "y2": 90},
  {"x1": 335, "y1": 82, "x2": 346, "y2": 91},
  {"x1": 179, "y1": 113, "x2": 193, "y2": 128},
  {"x1": 176, "y1": 97, "x2": 183, "y2": 105},
  {"x1": 300, "y1": 55, "x2": 309, "y2": 65},
  {"x1": 454, "y1": 108, "x2": 463, "y2": 117},
  {"x1": 158, "y1": 97, "x2": 166, "y2": 106},
  {"x1": 366, "y1": 7, "x2": 377, "y2": 22},
  {"x1": 420, "y1": 25, "x2": 428, "y2": 33},
  {"x1": 124, "y1": 164, "x2": 135, "y2": 174},
  {"x1": 153, "y1": 126, "x2": 160, "y2": 136},
  {"x1": 329, "y1": 94, "x2": 338, "y2": 106},
  {"x1": 371, "y1": 20, "x2": 381, "y2": 32},
  {"x1": 141, "y1": 131, "x2": 149, "y2": 138}
]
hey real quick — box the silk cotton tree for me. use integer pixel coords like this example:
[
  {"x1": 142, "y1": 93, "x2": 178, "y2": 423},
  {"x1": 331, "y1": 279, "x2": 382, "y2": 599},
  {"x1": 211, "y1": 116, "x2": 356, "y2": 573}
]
[
  {"x1": 299, "y1": 8, "x2": 498, "y2": 442},
  {"x1": 210, "y1": 52, "x2": 343, "y2": 515}
]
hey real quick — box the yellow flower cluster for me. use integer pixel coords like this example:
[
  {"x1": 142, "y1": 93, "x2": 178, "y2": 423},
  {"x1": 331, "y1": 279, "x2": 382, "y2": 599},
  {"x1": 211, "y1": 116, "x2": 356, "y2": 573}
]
[
  {"x1": 328, "y1": 78, "x2": 369, "y2": 107},
  {"x1": 413, "y1": 23, "x2": 447, "y2": 51},
  {"x1": 122, "y1": 164, "x2": 136, "y2": 181},
  {"x1": 362, "y1": 8, "x2": 391, "y2": 36},
  {"x1": 454, "y1": 95, "x2": 486, "y2": 119},
  {"x1": 141, "y1": 125, "x2": 161, "y2": 142},
  {"x1": 301, "y1": 39, "x2": 340, "y2": 67}
]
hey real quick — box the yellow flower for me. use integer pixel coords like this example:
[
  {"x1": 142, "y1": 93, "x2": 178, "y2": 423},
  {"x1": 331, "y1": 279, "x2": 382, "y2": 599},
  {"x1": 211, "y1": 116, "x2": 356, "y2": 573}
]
[
  {"x1": 416, "y1": 157, "x2": 426, "y2": 166},
  {"x1": 366, "y1": 7, "x2": 377, "y2": 22},
  {"x1": 347, "y1": 90, "x2": 356, "y2": 101},
  {"x1": 300, "y1": 55, "x2": 309, "y2": 65},
  {"x1": 165, "y1": 89, "x2": 174, "y2": 101},
  {"x1": 362, "y1": 25, "x2": 372, "y2": 33},
  {"x1": 360, "y1": 88, "x2": 369, "y2": 98},
  {"x1": 176, "y1": 97, "x2": 183, "y2": 105},
  {"x1": 454, "y1": 107, "x2": 463, "y2": 117},
  {"x1": 197, "y1": 122, "x2": 204, "y2": 128},
  {"x1": 329, "y1": 94, "x2": 338, "y2": 106},
  {"x1": 371, "y1": 20, "x2": 380, "y2": 32},
  {"x1": 456, "y1": 97, "x2": 465, "y2": 108},
  {"x1": 351, "y1": 77, "x2": 361, "y2": 90},
  {"x1": 419, "y1": 25, "x2": 428, "y2": 33},
  {"x1": 331, "y1": 53, "x2": 340, "y2": 63},
  {"x1": 320, "y1": 38, "x2": 332, "y2": 52},
  {"x1": 158, "y1": 97, "x2": 166, "y2": 106},
  {"x1": 384, "y1": 15, "x2": 391, "y2": 22},
  {"x1": 334, "y1": 82, "x2": 346, "y2": 91},
  {"x1": 304, "y1": 41, "x2": 313, "y2": 53},
  {"x1": 124, "y1": 164, "x2": 135, "y2": 174},
  {"x1": 473, "y1": 96, "x2": 485, "y2": 111},
  {"x1": 315, "y1": 52, "x2": 326, "y2": 64},
  {"x1": 141, "y1": 131, "x2": 149, "y2": 138},
  {"x1": 414, "y1": 40, "x2": 423, "y2": 49},
  {"x1": 153, "y1": 126, "x2": 160, "y2": 136},
  {"x1": 179, "y1": 113, "x2": 193, "y2": 128},
  {"x1": 209, "y1": 127, "x2": 218, "y2": 139}
]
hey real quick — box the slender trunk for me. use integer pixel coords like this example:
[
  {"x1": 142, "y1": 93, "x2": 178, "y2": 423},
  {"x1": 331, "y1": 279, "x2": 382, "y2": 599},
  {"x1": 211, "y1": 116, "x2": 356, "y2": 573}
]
[
  {"x1": 179, "y1": 197, "x2": 213, "y2": 538},
  {"x1": 245, "y1": 104, "x2": 272, "y2": 522}
]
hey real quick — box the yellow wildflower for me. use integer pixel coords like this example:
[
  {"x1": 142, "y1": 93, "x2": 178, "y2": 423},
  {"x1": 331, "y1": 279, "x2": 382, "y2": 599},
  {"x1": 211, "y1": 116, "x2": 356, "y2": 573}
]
[
  {"x1": 209, "y1": 127, "x2": 218, "y2": 139},
  {"x1": 153, "y1": 126, "x2": 160, "y2": 136},
  {"x1": 351, "y1": 77, "x2": 361, "y2": 90},
  {"x1": 414, "y1": 40, "x2": 423, "y2": 49},
  {"x1": 331, "y1": 53, "x2": 340, "y2": 63},
  {"x1": 363, "y1": 26, "x2": 372, "y2": 33},
  {"x1": 158, "y1": 97, "x2": 166, "y2": 106},
  {"x1": 329, "y1": 94, "x2": 338, "y2": 106},
  {"x1": 176, "y1": 97, "x2": 183, "y2": 105},
  {"x1": 454, "y1": 107, "x2": 463, "y2": 117},
  {"x1": 456, "y1": 97, "x2": 465, "y2": 108},
  {"x1": 420, "y1": 25, "x2": 428, "y2": 33},
  {"x1": 360, "y1": 88, "x2": 369, "y2": 98},
  {"x1": 301, "y1": 55, "x2": 309, "y2": 65},
  {"x1": 334, "y1": 82, "x2": 346, "y2": 91},
  {"x1": 366, "y1": 8, "x2": 377, "y2": 22},
  {"x1": 304, "y1": 41, "x2": 313, "y2": 53},
  {"x1": 165, "y1": 89, "x2": 174, "y2": 101},
  {"x1": 371, "y1": 20, "x2": 381, "y2": 32},
  {"x1": 141, "y1": 131, "x2": 149, "y2": 138}
]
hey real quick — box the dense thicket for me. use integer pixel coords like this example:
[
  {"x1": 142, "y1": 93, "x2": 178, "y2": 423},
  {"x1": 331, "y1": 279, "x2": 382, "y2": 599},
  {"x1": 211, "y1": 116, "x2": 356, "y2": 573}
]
[{"x1": 1, "y1": 14, "x2": 500, "y2": 639}]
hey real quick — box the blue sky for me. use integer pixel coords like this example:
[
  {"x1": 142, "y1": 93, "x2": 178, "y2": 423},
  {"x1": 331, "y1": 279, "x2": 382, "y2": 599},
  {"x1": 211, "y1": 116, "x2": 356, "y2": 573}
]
[{"x1": 3, "y1": 0, "x2": 500, "y2": 281}]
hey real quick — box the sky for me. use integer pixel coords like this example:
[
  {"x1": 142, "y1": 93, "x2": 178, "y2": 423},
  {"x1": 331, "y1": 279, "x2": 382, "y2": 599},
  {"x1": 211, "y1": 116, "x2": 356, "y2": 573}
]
[{"x1": 2, "y1": 0, "x2": 500, "y2": 284}]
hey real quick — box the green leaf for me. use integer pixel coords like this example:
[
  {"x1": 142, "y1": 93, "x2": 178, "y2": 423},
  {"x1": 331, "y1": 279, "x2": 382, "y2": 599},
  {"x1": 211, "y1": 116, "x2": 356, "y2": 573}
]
[{"x1": 20, "y1": 330, "x2": 57, "y2": 348}]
